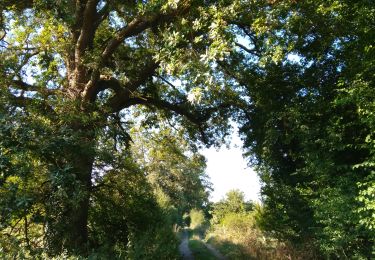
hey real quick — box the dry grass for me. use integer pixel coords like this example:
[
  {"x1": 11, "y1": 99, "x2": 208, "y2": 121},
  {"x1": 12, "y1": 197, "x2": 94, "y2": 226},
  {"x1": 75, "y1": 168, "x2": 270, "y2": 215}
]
[{"x1": 206, "y1": 222, "x2": 318, "y2": 259}]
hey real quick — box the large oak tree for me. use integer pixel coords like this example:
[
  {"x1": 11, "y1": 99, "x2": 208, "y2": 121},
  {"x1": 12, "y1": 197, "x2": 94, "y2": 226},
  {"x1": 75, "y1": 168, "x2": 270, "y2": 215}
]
[{"x1": 0, "y1": 0, "x2": 237, "y2": 255}]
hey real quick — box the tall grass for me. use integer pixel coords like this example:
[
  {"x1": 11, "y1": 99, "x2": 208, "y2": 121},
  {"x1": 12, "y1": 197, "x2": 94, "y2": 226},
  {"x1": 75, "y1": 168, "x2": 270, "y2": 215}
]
[{"x1": 206, "y1": 212, "x2": 318, "y2": 259}]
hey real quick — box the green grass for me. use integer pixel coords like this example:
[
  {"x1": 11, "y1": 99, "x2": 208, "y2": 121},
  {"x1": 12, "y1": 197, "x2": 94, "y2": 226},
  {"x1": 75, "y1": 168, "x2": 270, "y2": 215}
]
[{"x1": 188, "y1": 239, "x2": 217, "y2": 260}]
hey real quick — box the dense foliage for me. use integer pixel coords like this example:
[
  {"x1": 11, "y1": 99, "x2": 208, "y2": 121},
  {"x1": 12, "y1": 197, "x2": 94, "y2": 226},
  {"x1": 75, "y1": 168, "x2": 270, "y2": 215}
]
[
  {"x1": 0, "y1": 0, "x2": 374, "y2": 258},
  {"x1": 206, "y1": 190, "x2": 313, "y2": 259},
  {"x1": 130, "y1": 122, "x2": 211, "y2": 222},
  {"x1": 0, "y1": 0, "x2": 233, "y2": 257},
  {"x1": 210, "y1": 189, "x2": 253, "y2": 225},
  {"x1": 227, "y1": 0, "x2": 374, "y2": 258}
]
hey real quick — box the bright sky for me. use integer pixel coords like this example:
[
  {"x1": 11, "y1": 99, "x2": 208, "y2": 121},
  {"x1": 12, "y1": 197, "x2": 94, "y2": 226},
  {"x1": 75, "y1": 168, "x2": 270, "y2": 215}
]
[{"x1": 200, "y1": 129, "x2": 261, "y2": 203}]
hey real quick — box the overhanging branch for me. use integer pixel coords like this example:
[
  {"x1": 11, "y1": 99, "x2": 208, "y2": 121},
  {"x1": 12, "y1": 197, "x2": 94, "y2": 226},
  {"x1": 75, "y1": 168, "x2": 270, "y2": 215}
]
[
  {"x1": 235, "y1": 42, "x2": 258, "y2": 55},
  {"x1": 76, "y1": 0, "x2": 99, "y2": 55},
  {"x1": 7, "y1": 79, "x2": 57, "y2": 97},
  {"x1": 7, "y1": 93, "x2": 55, "y2": 114},
  {"x1": 86, "y1": 1, "x2": 191, "y2": 89},
  {"x1": 111, "y1": 95, "x2": 222, "y2": 144},
  {"x1": 119, "y1": 96, "x2": 208, "y2": 126},
  {"x1": 85, "y1": 60, "x2": 159, "y2": 104},
  {"x1": 101, "y1": 1, "x2": 190, "y2": 61}
]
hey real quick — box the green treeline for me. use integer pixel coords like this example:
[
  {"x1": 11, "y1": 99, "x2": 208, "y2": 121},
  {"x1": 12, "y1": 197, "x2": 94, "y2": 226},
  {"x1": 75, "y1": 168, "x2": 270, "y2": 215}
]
[
  {"x1": 0, "y1": 0, "x2": 374, "y2": 259},
  {"x1": 233, "y1": 1, "x2": 375, "y2": 258}
]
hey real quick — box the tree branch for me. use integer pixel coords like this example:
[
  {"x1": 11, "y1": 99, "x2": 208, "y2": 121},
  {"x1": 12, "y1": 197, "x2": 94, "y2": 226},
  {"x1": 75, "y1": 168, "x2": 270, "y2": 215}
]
[
  {"x1": 86, "y1": 1, "x2": 191, "y2": 89},
  {"x1": 101, "y1": 15, "x2": 158, "y2": 62},
  {"x1": 235, "y1": 42, "x2": 258, "y2": 55},
  {"x1": 82, "y1": 0, "x2": 190, "y2": 99},
  {"x1": 231, "y1": 22, "x2": 262, "y2": 54},
  {"x1": 102, "y1": 1, "x2": 191, "y2": 60},
  {"x1": 94, "y1": 2, "x2": 110, "y2": 29},
  {"x1": 114, "y1": 95, "x2": 221, "y2": 144},
  {"x1": 102, "y1": 61, "x2": 159, "y2": 110},
  {"x1": 84, "y1": 57, "x2": 158, "y2": 103},
  {"x1": 7, "y1": 79, "x2": 57, "y2": 97},
  {"x1": 72, "y1": 0, "x2": 87, "y2": 42},
  {"x1": 10, "y1": 80, "x2": 36, "y2": 91},
  {"x1": 121, "y1": 96, "x2": 208, "y2": 126},
  {"x1": 7, "y1": 94, "x2": 55, "y2": 113},
  {"x1": 76, "y1": 0, "x2": 99, "y2": 55},
  {"x1": 158, "y1": 76, "x2": 179, "y2": 90},
  {"x1": 2, "y1": 0, "x2": 34, "y2": 10}
]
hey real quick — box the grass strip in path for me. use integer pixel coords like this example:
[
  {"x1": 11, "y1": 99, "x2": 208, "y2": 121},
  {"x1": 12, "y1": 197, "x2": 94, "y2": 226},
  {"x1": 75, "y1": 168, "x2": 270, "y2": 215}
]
[{"x1": 188, "y1": 239, "x2": 217, "y2": 260}]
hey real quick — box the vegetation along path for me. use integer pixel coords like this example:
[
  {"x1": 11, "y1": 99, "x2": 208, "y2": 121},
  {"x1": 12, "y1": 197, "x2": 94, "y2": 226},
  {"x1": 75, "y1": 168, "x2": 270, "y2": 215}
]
[{"x1": 1, "y1": 1, "x2": 374, "y2": 259}]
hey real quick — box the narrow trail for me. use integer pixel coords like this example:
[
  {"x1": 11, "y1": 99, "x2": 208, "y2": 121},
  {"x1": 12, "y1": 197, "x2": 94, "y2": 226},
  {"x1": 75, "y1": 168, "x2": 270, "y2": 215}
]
[
  {"x1": 179, "y1": 230, "x2": 194, "y2": 260},
  {"x1": 179, "y1": 228, "x2": 227, "y2": 260}
]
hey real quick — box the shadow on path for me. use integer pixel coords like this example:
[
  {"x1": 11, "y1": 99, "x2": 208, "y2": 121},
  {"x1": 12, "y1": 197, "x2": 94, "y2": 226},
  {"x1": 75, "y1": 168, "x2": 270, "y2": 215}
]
[{"x1": 205, "y1": 243, "x2": 227, "y2": 260}]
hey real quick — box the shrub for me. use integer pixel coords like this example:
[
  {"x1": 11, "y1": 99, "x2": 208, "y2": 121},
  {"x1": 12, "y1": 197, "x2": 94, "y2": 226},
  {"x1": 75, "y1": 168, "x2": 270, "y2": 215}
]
[{"x1": 126, "y1": 225, "x2": 180, "y2": 260}]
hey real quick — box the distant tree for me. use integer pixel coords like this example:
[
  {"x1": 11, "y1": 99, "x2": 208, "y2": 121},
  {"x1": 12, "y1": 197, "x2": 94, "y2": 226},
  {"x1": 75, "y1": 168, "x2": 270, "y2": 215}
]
[
  {"x1": 211, "y1": 189, "x2": 253, "y2": 225},
  {"x1": 129, "y1": 120, "x2": 212, "y2": 224},
  {"x1": 189, "y1": 208, "x2": 206, "y2": 230}
]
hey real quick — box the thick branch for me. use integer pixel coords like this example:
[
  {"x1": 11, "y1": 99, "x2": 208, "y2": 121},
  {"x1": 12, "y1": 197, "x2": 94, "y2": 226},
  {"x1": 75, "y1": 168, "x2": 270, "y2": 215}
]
[
  {"x1": 85, "y1": 59, "x2": 158, "y2": 103},
  {"x1": 101, "y1": 15, "x2": 158, "y2": 61},
  {"x1": 103, "y1": 0, "x2": 190, "y2": 60},
  {"x1": 94, "y1": 2, "x2": 110, "y2": 29},
  {"x1": 7, "y1": 94, "x2": 54, "y2": 113},
  {"x1": 84, "y1": 15, "x2": 162, "y2": 97},
  {"x1": 96, "y1": 76, "x2": 123, "y2": 94},
  {"x1": 7, "y1": 79, "x2": 57, "y2": 96},
  {"x1": 72, "y1": 0, "x2": 87, "y2": 42},
  {"x1": 120, "y1": 96, "x2": 208, "y2": 126},
  {"x1": 235, "y1": 42, "x2": 258, "y2": 55},
  {"x1": 76, "y1": 0, "x2": 98, "y2": 55},
  {"x1": 102, "y1": 61, "x2": 159, "y2": 110},
  {"x1": 83, "y1": 0, "x2": 190, "y2": 97}
]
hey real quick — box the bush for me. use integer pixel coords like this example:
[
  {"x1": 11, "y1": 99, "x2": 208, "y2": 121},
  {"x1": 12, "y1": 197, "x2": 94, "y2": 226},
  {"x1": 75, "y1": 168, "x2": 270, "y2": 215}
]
[
  {"x1": 189, "y1": 209, "x2": 209, "y2": 238},
  {"x1": 190, "y1": 209, "x2": 205, "y2": 230},
  {"x1": 126, "y1": 226, "x2": 180, "y2": 260},
  {"x1": 221, "y1": 212, "x2": 255, "y2": 231},
  {"x1": 206, "y1": 207, "x2": 319, "y2": 259}
]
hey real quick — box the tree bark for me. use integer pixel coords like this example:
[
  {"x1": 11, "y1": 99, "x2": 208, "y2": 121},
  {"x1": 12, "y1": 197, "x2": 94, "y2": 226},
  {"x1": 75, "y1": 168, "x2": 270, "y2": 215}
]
[
  {"x1": 45, "y1": 105, "x2": 97, "y2": 255},
  {"x1": 64, "y1": 139, "x2": 94, "y2": 254}
]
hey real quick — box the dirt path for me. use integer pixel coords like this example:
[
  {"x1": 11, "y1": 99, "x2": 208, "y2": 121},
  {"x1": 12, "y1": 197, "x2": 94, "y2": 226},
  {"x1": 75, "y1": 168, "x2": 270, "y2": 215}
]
[
  {"x1": 179, "y1": 230, "x2": 194, "y2": 260},
  {"x1": 205, "y1": 243, "x2": 227, "y2": 260}
]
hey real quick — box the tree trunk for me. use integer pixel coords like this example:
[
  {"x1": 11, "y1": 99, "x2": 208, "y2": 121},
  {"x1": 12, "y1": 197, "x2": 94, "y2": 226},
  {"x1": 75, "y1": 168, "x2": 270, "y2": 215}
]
[
  {"x1": 64, "y1": 144, "x2": 94, "y2": 254},
  {"x1": 46, "y1": 116, "x2": 96, "y2": 255}
]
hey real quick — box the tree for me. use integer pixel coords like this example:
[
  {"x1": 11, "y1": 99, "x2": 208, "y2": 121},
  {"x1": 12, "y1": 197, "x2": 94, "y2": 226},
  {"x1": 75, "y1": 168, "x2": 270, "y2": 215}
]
[
  {"x1": 129, "y1": 119, "x2": 212, "y2": 224},
  {"x1": 211, "y1": 189, "x2": 253, "y2": 225},
  {"x1": 0, "y1": 0, "x2": 237, "y2": 255},
  {"x1": 3, "y1": 0, "x2": 373, "y2": 257},
  {"x1": 227, "y1": 0, "x2": 374, "y2": 257}
]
